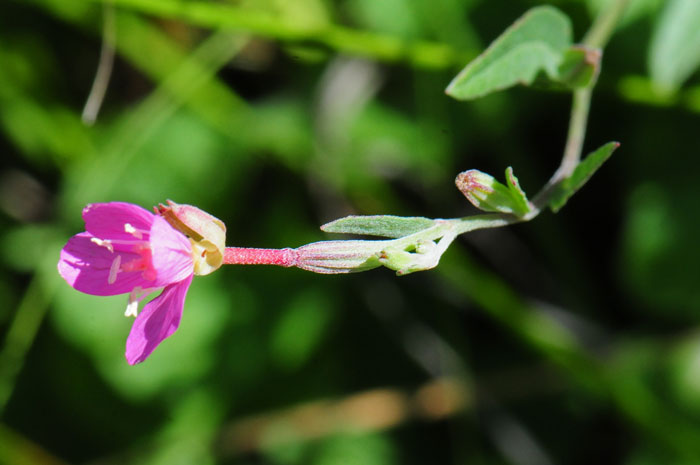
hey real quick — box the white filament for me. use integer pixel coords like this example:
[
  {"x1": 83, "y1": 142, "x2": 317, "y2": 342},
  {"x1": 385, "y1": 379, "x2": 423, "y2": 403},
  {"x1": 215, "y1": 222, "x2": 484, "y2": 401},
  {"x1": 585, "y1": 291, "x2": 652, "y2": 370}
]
[
  {"x1": 124, "y1": 223, "x2": 143, "y2": 239},
  {"x1": 124, "y1": 286, "x2": 143, "y2": 317},
  {"x1": 90, "y1": 237, "x2": 114, "y2": 253}
]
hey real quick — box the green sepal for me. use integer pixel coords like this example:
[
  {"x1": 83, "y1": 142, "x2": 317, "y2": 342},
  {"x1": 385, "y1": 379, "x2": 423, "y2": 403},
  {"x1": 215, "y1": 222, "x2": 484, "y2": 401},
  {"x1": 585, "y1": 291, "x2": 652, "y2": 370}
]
[{"x1": 549, "y1": 141, "x2": 620, "y2": 212}]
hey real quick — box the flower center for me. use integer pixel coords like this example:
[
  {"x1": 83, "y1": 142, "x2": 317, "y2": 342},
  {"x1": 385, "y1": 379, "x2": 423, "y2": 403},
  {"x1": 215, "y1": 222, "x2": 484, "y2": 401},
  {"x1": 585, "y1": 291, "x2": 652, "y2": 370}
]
[{"x1": 91, "y1": 223, "x2": 158, "y2": 284}]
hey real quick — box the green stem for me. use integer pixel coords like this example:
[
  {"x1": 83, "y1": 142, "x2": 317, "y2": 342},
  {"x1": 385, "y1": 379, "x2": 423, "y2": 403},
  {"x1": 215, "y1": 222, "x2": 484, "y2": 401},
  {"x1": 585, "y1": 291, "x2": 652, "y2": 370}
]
[
  {"x1": 0, "y1": 270, "x2": 55, "y2": 416},
  {"x1": 91, "y1": 0, "x2": 473, "y2": 69},
  {"x1": 530, "y1": 0, "x2": 628, "y2": 212},
  {"x1": 557, "y1": 88, "x2": 592, "y2": 180},
  {"x1": 582, "y1": 0, "x2": 631, "y2": 49},
  {"x1": 530, "y1": 87, "x2": 591, "y2": 211}
]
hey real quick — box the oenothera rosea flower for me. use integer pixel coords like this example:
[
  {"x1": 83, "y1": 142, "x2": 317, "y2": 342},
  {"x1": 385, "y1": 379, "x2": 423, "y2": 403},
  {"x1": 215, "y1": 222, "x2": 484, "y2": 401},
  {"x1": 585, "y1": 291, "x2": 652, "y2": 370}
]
[
  {"x1": 59, "y1": 201, "x2": 440, "y2": 364},
  {"x1": 58, "y1": 201, "x2": 225, "y2": 365}
]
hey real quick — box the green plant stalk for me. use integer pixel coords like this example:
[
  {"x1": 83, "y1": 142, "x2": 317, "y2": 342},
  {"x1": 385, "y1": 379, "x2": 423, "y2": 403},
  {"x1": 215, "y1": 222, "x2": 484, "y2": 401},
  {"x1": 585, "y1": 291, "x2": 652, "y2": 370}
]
[
  {"x1": 70, "y1": 0, "x2": 700, "y2": 116},
  {"x1": 89, "y1": 0, "x2": 474, "y2": 69},
  {"x1": 582, "y1": 0, "x2": 631, "y2": 49},
  {"x1": 0, "y1": 267, "x2": 57, "y2": 416},
  {"x1": 67, "y1": 31, "x2": 246, "y2": 207}
]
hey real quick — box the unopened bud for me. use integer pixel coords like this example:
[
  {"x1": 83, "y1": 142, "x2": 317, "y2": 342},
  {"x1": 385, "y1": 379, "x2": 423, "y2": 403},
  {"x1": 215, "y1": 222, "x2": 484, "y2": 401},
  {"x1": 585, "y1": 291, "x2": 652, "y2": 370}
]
[
  {"x1": 295, "y1": 240, "x2": 383, "y2": 274},
  {"x1": 157, "y1": 200, "x2": 226, "y2": 276},
  {"x1": 455, "y1": 169, "x2": 531, "y2": 217}
]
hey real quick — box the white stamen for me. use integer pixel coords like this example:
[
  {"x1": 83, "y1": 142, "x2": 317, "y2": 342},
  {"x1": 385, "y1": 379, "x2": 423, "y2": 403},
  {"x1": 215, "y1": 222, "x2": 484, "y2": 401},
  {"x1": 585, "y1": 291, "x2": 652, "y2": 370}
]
[
  {"x1": 108, "y1": 255, "x2": 121, "y2": 284},
  {"x1": 90, "y1": 237, "x2": 114, "y2": 253},
  {"x1": 124, "y1": 223, "x2": 143, "y2": 239},
  {"x1": 124, "y1": 286, "x2": 143, "y2": 317},
  {"x1": 124, "y1": 300, "x2": 139, "y2": 318}
]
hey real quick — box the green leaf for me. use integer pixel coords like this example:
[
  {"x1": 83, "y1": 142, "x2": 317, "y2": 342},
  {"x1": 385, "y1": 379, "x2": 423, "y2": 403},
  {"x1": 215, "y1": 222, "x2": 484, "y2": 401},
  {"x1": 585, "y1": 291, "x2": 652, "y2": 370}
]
[
  {"x1": 321, "y1": 215, "x2": 436, "y2": 238},
  {"x1": 445, "y1": 6, "x2": 572, "y2": 100},
  {"x1": 649, "y1": 0, "x2": 700, "y2": 94},
  {"x1": 549, "y1": 142, "x2": 620, "y2": 212}
]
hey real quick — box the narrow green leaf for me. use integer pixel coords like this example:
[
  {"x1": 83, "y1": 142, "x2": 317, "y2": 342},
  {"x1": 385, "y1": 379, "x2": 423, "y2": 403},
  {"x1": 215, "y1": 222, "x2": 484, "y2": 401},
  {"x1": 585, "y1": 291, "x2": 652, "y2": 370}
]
[
  {"x1": 649, "y1": 0, "x2": 700, "y2": 94},
  {"x1": 321, "y1": 215, "x2": 436, "y2": 238},
  {"x1": 549, "y1": 142, "x2": 620, "y2": 212},
  {"x1": 445, "y1": 6, "x2": 572, "y2": 100}
]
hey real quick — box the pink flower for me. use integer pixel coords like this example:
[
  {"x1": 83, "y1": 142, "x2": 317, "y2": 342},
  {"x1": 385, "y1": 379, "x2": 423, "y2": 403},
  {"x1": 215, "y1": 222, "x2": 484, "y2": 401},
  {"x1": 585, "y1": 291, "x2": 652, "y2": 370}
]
[{"x1": 58, "y1": 202, "x2": 195, "y2": 365}]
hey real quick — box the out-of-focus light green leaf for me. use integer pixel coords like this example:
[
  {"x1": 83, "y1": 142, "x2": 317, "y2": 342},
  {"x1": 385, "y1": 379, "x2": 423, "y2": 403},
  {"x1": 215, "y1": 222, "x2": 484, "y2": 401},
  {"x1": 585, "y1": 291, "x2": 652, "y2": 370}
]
[
  {"x1": 411, "y1": 0, "x2": 480, "y2": 51},
  {"x1": 668, "y1": 333, "x2": 700, "y2": 416},
  {"x1": 619, "y1": 184, "x2": 700, "y2": 316},
  {"x1": 145, "y1": 390, "x2": 222, "y2": 465},
  {"x1": 314, "y1": 433, "x2": 396, "y2": 465},
  {"x1": 260, "y1": 421, "x2": 309, "y2": 465},
  {"x1": 271, "y1": 0, "x2": 330, "y2": 30},
  {"x1": 446, "y1": 6, "x2": 572, "y2": 100},
  {"x1": 270, "y1": 289, "x2": 334, "y2": 371},
  {"x1": 1, "y1": 225, "x2": 60, "y2": 273},
  {"x1": 617, "y1": 75, "x2": 678, "y2": 106},
  {"x1": 649, "y1": 0, "x2": 700, "y2": 95},
  {"x1": 346, "y1": 102, "x2": 450, "y2": 185},
  {"x1": 345, "y1": 0, "x2": 422, "y2": 39}
]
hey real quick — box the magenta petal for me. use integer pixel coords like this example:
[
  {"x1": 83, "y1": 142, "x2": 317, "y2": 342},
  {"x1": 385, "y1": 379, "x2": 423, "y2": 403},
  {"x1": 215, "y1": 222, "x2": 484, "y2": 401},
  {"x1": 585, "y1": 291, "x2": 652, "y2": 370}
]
[
  {"x1": 83, "y1": 202, "x2": 154, "y2": 241},
  {"x1": 58, "y1": 233, "x2": 156, "y2": 296},
  {"x1": 150, "y1": 216, "x2": 194, "y2": 287},
  {"x1": 125, "y1": 275, "x2": 193, "y2": 365}
]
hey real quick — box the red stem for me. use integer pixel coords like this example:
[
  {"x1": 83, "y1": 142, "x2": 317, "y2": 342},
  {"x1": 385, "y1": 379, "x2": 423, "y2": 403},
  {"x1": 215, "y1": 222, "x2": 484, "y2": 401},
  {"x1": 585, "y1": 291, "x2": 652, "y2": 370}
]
[{"x1": 223, "y1": 247, "x2": 299, "y2": 267}]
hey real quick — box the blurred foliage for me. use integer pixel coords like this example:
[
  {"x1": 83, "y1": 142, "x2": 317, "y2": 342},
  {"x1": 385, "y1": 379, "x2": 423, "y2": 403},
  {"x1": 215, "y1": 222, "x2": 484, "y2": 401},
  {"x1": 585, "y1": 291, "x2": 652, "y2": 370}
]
[{"x1": 1, "y1": 0, "x2": 700, "y2": 464}]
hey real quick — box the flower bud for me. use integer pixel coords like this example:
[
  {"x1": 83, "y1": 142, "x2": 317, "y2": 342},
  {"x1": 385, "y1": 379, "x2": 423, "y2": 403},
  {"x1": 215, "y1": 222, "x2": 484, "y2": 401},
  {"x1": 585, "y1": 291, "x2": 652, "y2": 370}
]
[
  {"x1": 157, "y1": 200, "x2": 226, "y2": 276},
  {"x1": 455, "y1": 169, "x2": 531, "y2": 217},
  {"x1": 295, "y1": 240, "x2": 384, "y2": 274}
]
